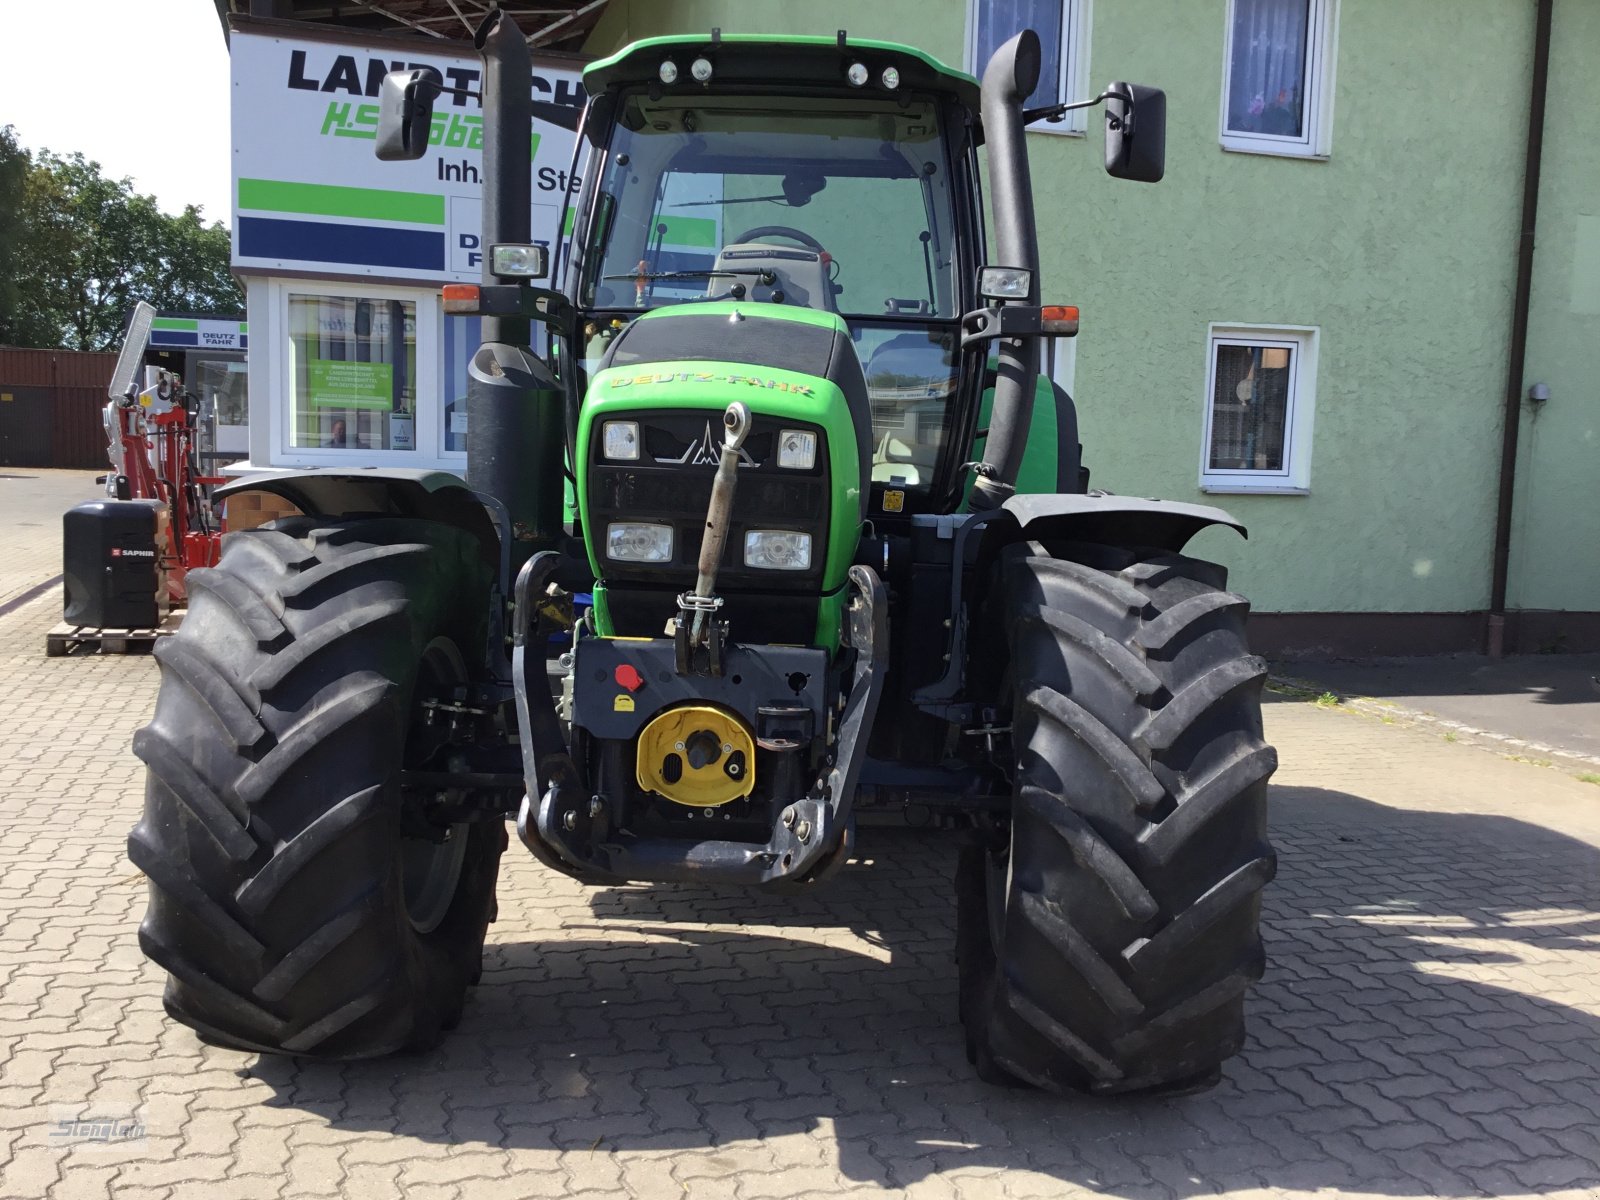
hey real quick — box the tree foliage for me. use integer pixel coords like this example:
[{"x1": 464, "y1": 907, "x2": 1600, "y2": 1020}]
[
  {"x1": 0, "y1": 126, "x2": 242, "y2": 351},
  {"x1": 0, "y1": 127, "x2": 48, "y2": 347}
]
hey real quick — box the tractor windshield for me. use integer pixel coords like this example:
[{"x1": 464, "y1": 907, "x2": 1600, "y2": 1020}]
[
  {"x1": 579, "y1": 89, "x2": 964, "y2": 490},
  {"x1": 583, "y1": 90, "x2": 956, "y2": 318}
]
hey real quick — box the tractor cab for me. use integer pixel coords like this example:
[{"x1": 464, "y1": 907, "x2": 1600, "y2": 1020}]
[{"x1": 569, "y1": 35, "x2": 985, "y2": 507}]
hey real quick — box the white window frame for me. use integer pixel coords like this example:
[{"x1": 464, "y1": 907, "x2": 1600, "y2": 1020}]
[
  {"x1": 1199, "y1": 323, "x2": 1317, "y2": 494},
  {"x1": 269, "y1": 279, "x2": 443, "y2": 469},
  {"x1": 1219, "y1": 0, "x2": 1338, "y2": 159},
  {"x1": 966, "y1": 0, "x2": 1091, "y2": 136}
]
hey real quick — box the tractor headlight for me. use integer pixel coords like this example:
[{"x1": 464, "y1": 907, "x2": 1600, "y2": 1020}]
[
  {"x1": 602, "y1": 420, "x2": 640, "y2": 460},
  {"x1": 979, "y1": 265, "x2": 1033, "y2": 301},
  {"x1": 607, "y1": 522, "x2": 674, "y2": 563},
  {"x1": 489, "y1": 243, "x2": 549, "y2": 279},
  {"x1": 776, "y1": 429, "x2": 817, "y2": 470},
  {"x1": 744, "y1": 530, "x2": 812, "y2": 571}
]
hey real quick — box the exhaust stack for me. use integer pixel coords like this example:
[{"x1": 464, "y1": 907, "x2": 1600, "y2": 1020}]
[{"x1": 970, "y1": 30, "x2": 1043, "y2": 508}]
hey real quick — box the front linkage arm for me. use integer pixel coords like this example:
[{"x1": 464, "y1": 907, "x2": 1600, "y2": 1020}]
[{"x1": 675, "y1": 401, "x2": 752, "y2": 676}]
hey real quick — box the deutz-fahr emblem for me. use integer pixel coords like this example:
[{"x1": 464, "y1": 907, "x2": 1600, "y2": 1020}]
[{"x1": 658, "y1": 420, "x2": 757, "y2": 468}]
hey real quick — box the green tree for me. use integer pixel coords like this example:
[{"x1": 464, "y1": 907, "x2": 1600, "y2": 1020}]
[
  {"x1": 2, "y1": 137, "x2": 242, "y2": 351},
  {"x1": 0, "y1": 126, "x2": 51, "y2": 347}
]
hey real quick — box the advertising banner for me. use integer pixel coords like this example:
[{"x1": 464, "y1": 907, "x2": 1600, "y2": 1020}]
[
  {"x1": 307, "y1": 359, "x2": 394, "y2": 409},
  {"x1": 149, "y1": 315, "x2": 248, "y2": 351},
  {"x1": 230, "y1": 28, "x2": 584, "y2": 283}
]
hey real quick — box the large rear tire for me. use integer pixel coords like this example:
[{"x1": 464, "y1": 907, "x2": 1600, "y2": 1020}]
[
  {"x1": 959, "y1": 541, "x2": 1276, "y2": 1094},
  {"x1": 129, "y1": 516, "x2": 505, "y2": 1058}
]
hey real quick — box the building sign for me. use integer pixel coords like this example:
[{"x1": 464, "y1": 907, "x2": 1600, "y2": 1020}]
[
  {"x1": 230, "y1": 29, "x2": 584, "y2": 282},
  {"x1": 150, "y1": 316, "x2": 248, "y2": 350}
]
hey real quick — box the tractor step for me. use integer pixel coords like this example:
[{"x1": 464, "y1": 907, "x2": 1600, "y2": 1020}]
[{"x1": 45, "y1": 612, "x2": 181, "y2": 657}]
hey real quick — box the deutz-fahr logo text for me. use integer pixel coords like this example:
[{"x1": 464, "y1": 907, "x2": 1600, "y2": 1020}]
[{"x1": 607, "y1": 372, "x2": 815, "y2": 397}]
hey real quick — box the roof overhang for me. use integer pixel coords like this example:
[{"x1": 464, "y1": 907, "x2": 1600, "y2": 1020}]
[{"x1": 211, "y1": 1, "x2": 608, "y2": 51}]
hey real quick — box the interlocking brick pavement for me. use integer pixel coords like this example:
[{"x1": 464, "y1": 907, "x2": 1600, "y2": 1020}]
[
  {"x1": 0, "y1": 471, "x2": 102, "y2": 609},
  {"x1": 1, "y1": 522, "x2": 1599, "y2": 1197}
]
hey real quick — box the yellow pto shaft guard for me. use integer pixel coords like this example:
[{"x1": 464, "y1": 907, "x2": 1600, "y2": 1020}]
[{"x1": 635, "y1": 704, "x2": 756, "y2": 808}]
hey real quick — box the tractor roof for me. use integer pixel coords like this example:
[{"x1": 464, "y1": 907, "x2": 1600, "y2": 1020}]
[{"x1": 584, "y1": 34, "x2": 981, "y2": 112}]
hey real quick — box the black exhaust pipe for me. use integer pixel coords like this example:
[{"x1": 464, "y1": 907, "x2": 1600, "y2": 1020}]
[
  {"x1": 971, "y1": 30, "x2": 1043, "y2": 508},
  {"x1": 466, "y1": 10, "x2": 563, "y2": 555}
]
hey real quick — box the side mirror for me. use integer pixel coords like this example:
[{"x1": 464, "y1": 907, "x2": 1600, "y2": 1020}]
[
  {"x1": 1104, "y1": 82, "x2": 1166, "y2": 183},
  {"x1": 376, "y1": 68, "x2": 443, "y2": 161}
]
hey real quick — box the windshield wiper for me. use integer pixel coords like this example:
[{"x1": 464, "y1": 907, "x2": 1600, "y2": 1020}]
[
  {"x1": 602, "y1": 267, "x2": 776, "y2": 285},
  {"x1": 665, "y1": 195, "x2": 792, "y2": 208}
]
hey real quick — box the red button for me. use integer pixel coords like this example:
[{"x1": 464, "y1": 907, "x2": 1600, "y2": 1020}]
[{"x1": 614, "y1": 663, "x2": 644, "y2": 693}]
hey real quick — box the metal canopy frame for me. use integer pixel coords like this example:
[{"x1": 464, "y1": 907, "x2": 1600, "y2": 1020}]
[{"x1": 213, "y1": 0, "x2": 609, "y2": 50}]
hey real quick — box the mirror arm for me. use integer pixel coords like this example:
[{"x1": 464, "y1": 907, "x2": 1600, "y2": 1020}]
[{"x1": 1022, "y1": 87, "x2": 1131, "y2": 128}]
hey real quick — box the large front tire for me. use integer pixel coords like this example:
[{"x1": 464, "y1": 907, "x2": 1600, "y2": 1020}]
[
  {"x1": 129, "y1": 517, "x2": 504, "y2": 1058},
  {"x1": 959, "y1": 541, "x2": 1276, "y2": 1094}
]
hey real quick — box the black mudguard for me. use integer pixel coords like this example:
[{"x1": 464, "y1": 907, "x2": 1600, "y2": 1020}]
[
  {"x1": 998, "y1": 492, "x2": 1245, "y2": 551},
  {"x1": 215, "y1": 468, "x2": 505, "y2": 578},
  {"x1": 912, "y1": 494, "x2": 1245, "y2": 722}
]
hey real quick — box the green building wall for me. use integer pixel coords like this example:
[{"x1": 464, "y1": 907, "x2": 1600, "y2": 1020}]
[{"x1": 585, "y1": 1, "x2": 1594, "y2": 634}]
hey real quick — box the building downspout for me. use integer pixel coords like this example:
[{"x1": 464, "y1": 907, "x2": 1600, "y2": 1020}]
[{"x1": 1487, "y1": 0, "x2": 1553, "y2": 657}]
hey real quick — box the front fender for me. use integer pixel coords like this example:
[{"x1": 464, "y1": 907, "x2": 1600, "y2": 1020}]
[
  {"x1": 910, "y1": 494, "x2": 1244, "y2": 721},
  {"x1": 216, "y1": 468, "x2": 504, "y2": 576},
  {"x1": 998, "y1": 492, "x2": 1245, "y2": 551}
]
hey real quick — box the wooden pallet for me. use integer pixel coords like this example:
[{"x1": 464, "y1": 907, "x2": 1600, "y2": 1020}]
[{"x1": 45, "y1": 612, "x2": 182, "y2": 657}]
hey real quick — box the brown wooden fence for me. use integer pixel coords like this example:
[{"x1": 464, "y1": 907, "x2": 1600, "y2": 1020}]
[{"x1": 0, "y1": 348, "x2": 119, "y2": 470}]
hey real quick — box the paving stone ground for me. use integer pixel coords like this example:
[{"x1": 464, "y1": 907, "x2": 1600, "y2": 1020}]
[
  {"x1": 1, "y1": 507, "x2": 1598, "y2": 1198},
  {"x1": 0, "y1": 471, "x2": 101, "y2": 609}
]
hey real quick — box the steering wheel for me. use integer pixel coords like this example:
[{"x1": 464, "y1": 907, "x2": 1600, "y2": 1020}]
[{"x1": 733, "y1": 225, "x2": 827, "y2": 254}]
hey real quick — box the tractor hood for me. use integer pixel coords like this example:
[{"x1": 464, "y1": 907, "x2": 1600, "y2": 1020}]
[
  {"x1": 575, "y1": 302, "x2": 872, "y2": 612},
  {"x1": 589, "y1": 303, "x2": 872, "y2": 498}
]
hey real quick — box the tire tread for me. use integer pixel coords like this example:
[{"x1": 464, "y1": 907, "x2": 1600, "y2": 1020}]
[{"x1": 961, "y1": 541, "x2": 1276, "y2": 1094}]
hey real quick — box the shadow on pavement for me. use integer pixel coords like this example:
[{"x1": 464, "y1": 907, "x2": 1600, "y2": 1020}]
[
  {"x1": 246, "y1": 789, "x2": 1600, "y2": 1196},
  {"x1": 1283, "y1": 653, "x2": 1600, "y2": 708}
]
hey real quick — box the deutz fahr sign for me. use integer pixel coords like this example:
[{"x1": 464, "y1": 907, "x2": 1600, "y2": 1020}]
[{"x1": 230, "y1": 28, "x2": 584, "y2": 282}]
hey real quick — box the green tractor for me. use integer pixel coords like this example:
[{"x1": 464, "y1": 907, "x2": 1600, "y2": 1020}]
[{"x1": 129, "y1": 14, "x2": 1276, "y2": 1096}]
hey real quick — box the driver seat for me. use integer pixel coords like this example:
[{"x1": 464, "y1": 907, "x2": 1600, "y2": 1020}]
[{"x1": 710, "y1": 243, "x2": 838, "y2": 313}]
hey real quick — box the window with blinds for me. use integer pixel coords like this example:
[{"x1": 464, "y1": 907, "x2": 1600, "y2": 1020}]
[
  {"x1": 967, "y1": 0, "x2": 1089, "y2": 134},
  {"x1": 1201, "y1": 325, "x2": 1318, "y2": 493},
  {"x1": 1221, "y1": 0, "x2": 1336, "y2": 157}
]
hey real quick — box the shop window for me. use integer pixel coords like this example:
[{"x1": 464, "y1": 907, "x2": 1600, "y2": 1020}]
[
  {"x1": 193, "y1": 357, "x2": 250, "y2": 457},
  {"x1": 967, "y1": 0, "x2": 1089, "y2": 134},
  {"x1": 1200, "y1": 324, "x2": 1316, "y2": 493},
  {"x1": 441, "y1": 315, "x2": 481, "y2": 455},
  {"x1": 287, "y1": 293, "x2": 417, "y2": 452},
  {"x1": 1221, "y1": 0, "x2": 1336, "y2": 158},
  {"x1": 193, "y1": 358, "x2": 248, "y2": 427}
]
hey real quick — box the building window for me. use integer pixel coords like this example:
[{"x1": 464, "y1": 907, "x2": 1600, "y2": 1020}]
[
  {"x1": 968, "y1": 1, "x2": 1089, "y2": 134},
  {"x1": 286, "y1": 293, "x2": 417, "y2": 453},
  {"x1": 1200, "y1": 324, "x2": 1317, "y2": 493},
  {"x1": 441, "y1": 315, "x2": 481, "y2": 455},
  {"x1": 1220, "y1": 0, "x2": 1336, "y2": 158}
]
